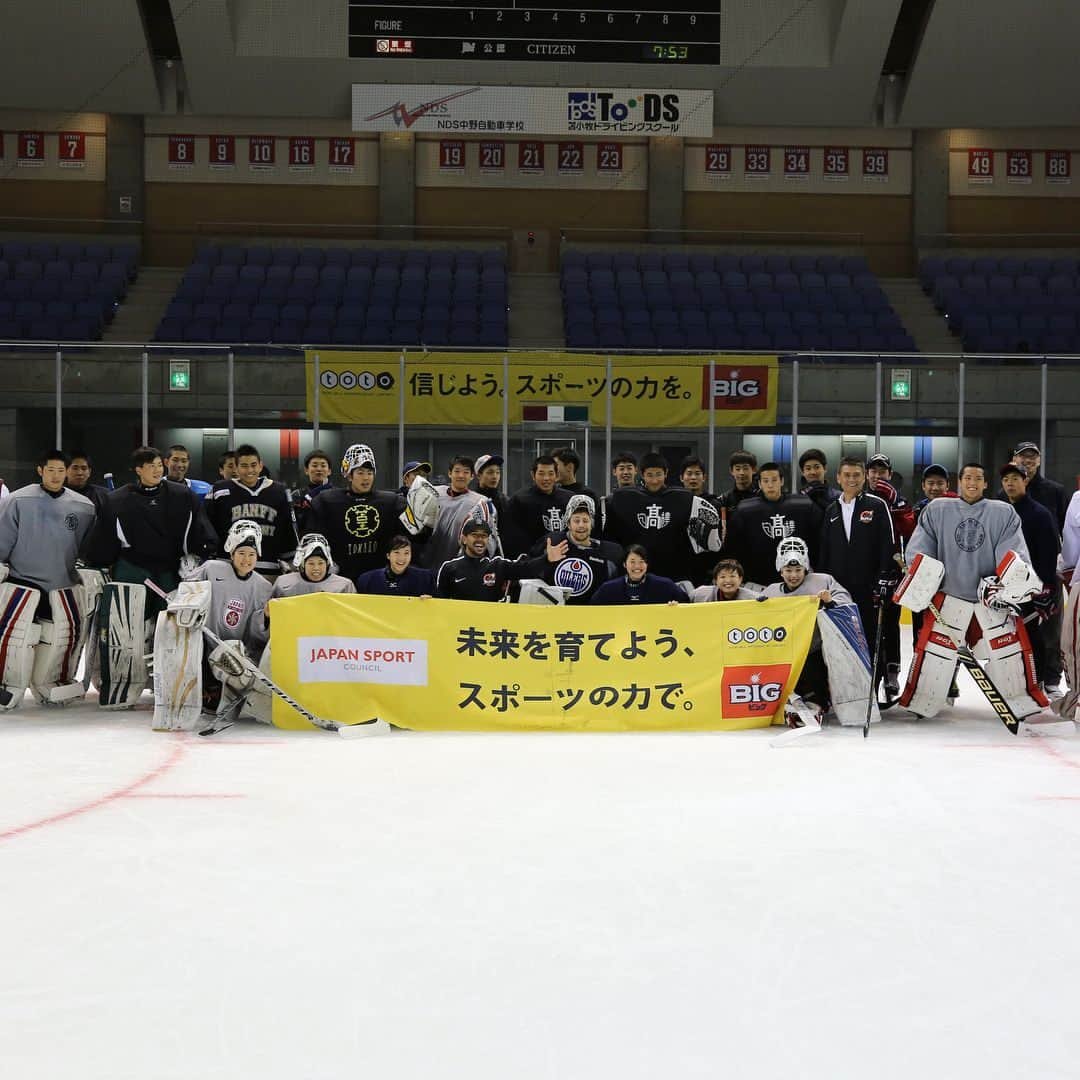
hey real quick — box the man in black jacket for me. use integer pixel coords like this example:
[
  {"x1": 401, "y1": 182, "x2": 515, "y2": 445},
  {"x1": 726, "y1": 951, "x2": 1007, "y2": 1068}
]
[
  {"x1": 553, "y1": 446, "x2": 600, "y2": 508},
  {"x1": 798, "y1": 448, "x2": 841, "y2": 514},
  {"x1": 720, "y1": 449, "x2": 759, "y2": 510},
  {"x1": 817, "y1": 456, "x2": 896, "y2": 666},
  {"x1": 503, "y1": 455, "x2": 571, "y2": 556},
  {"x1": 999, "y1": 442, "x2": 1068, "y2": 533},
  {"x1": 65, "y1": 452, "x2": 110, "y2": 516},
  {"x1": 435, "y1": 519, "x2": 548, "y2": 601},
  {"x1": 721, "y1": 461, "x2": 822, "y2": 589},
  {"x1": 1001, "y1": 460, "x2": 1062, "y2": 692}
]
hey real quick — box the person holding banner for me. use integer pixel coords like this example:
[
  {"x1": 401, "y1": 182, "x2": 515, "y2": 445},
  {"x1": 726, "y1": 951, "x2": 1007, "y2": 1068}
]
[
  {"x1": 271, "y1": 533, "x2": 357, "y2": 600},
  {"x1": 692, "y1": 559, "x2": 762, "y2": 603},
  {"x1": 590, "y1": 545, "x2": 685, "y2": 606},
  {"x1": 435, "y1": 519, "x2": 549, "y2": 602},
  {"x1": 529, "y1": 494, "x2": 622, "y2": 605}
]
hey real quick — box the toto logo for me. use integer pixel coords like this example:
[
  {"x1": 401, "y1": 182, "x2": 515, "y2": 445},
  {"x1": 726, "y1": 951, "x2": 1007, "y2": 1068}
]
[
  {"x1": 319, "y1": 369, "x2": 395, "y2": 391},
  {"x1": 727, "y1": 626, "x2": 787, "y2": 645}
]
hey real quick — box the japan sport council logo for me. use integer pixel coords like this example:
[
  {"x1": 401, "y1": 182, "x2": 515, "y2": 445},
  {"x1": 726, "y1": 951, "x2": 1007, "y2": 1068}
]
[
  {"x1": 700, "y1": 366, "x2": 769, "y2": 410},
  {"x1": 299, "y1": 636, "x2": 428, "y2": 686},
  {"x1": 721, "y1": 664, "x2": 791, "y2": 720}
]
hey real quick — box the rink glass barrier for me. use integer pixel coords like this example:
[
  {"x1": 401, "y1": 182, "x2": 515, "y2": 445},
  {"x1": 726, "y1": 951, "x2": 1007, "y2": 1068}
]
[{"x1": 0, "y1": 342, "x2": 1058, "y2": 494}]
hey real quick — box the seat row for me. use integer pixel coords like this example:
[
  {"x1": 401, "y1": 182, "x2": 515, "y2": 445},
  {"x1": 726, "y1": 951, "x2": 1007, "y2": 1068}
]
[
  {"x1": 563, "y1": 252, "x2": 871, "y2": 276},
  {"x1": 155, "y1": 319, "x2": 507, "y2": 349},
  {"x1": 0, "y1": 241, "x2": 138, "y2": 267},
  {"x1": 194, "y1": 245, "x2": 505, "y2": 270},
  {"x1": 920, "y1": 255, "x2": 1080, "y2": 288},
  {"x1": 565, "y1": 324, "x2": 916, "y2": 353},
  {"x1": 563, "y1": 268, "x2": 878, "y2": 293}
]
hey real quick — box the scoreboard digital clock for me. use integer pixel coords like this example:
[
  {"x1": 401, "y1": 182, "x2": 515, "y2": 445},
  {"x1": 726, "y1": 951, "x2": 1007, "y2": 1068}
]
[{"x1": 348, "y1": 2, "x2": 721, "y2": 64}]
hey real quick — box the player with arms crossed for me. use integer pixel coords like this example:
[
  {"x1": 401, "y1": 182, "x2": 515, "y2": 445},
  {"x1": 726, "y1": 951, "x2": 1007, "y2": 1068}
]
[{"x1": 893, "y1": 461, "x2": 1046, "y2": 724}]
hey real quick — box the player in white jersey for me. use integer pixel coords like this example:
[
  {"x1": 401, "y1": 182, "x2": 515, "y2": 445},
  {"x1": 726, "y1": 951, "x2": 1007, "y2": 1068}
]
[
  {"x1": 271, "y1": 533, "x2": 356, "y2": 599},
  {"x1": 894, "y1": 462, "x2": 1045, "y2": 720},
  {"x1": 413, "y1": 455, "x2": 499, "y2": 570}
]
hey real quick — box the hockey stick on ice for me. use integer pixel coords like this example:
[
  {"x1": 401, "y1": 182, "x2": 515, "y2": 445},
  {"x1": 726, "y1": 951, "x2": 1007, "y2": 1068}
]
[
  {"x1": 864, "y1": 600, "x2": 887, "y2": 739},
  {"x1": 143, "y1": 579, "x2": 385, "y2": 739}
]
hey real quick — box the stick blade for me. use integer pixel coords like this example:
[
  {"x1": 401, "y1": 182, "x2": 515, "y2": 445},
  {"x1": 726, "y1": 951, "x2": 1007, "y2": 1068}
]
[{"x1": 337, "y1": 718, "x2": 391, "y2": 740}]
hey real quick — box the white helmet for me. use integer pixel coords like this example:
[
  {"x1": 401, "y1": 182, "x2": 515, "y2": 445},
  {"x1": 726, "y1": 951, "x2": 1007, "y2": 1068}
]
[
  {"x1": 294, "y1": 532, "x2": 332, "y2": 569},
  {"x1": 775, "y1": 536, "x2": 809, "y2": 572},
  {"x1": 562, "y1": 493, "x2": 596, "y2": 529},
  {"x1": 341, "y1": 443, "x2": 376, "y2": 479},
  {"x1": 224, "y1": 519, "x2": 263, "y2": 557}
]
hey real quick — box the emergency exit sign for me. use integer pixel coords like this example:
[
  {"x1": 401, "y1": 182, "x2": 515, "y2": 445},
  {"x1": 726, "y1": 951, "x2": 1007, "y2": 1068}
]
[
  {"x1": 169, "y1": 359, "x2": 191, "y2": 391},
  {"x1": 890, "y1": 368, "x2": 911, "y2": 401}
]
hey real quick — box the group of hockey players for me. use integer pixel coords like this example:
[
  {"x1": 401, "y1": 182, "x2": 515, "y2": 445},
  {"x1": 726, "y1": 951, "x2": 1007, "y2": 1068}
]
[{"x1": 0, "y1": 433, "x2": 1075, "y2": 735}]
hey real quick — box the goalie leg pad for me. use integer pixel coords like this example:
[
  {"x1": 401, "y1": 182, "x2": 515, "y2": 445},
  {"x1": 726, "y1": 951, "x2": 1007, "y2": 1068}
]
[
  {"x1": 0, "y1": 584, "x2": 42, "y2": 710},
  {"x1": 152, "y1": 595, "x2": 210, "y2": 732},
  {"x1": 208, "y1": 640, "x2": 261, "y2": 719},
  {"x1": 970, "y1": 603, "x2": 1048, "y2": 719},
  {"x1": 900, "y1": 592, "x2": 971, "y2": 717},
  {"x1": 893, "y1": 552, "x2": 946, "y2": 612},
  {"x1": 97, "y1": 582, "x2": 150, "y2": 709},
  {"x1": 30, "y1": 587, "x2": 93, "y2": 704},
  {"x1": 1052, "y1": 583, "x2": 1080, "y2": 719},
  {"x1": 817, "y1": 604, "x2": 879, "y2": 727}
]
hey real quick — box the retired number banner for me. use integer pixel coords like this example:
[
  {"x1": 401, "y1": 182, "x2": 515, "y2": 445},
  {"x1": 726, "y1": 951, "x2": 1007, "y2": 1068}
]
[
  {"x1": 269, "y1": 593, "x2": 818, "y2": 733},
  {"x1": 307, "y1": 351, "x2": 778, "y2": 428}
]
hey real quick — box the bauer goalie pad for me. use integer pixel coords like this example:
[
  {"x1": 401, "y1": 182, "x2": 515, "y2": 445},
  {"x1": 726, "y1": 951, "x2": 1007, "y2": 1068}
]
[
  {"x1": 893, "y1": 552, "x2": 945, "y2": 612},
  {"x1": 817, "y1": 604, "x2": 880, "y2": 727},
  {"x1": 0, "y1": 584, "x2": 42, "y2": 711},
  {"x1": 97, "y1": 582, "x2": 150, "y2": 709},
  {"x1": 1053, "y1": 583, "x2": 1080, "y2": 721},
  {"x1": 400, "y1": 476, "x2": 439, "y2": 535},
  {"x1": 970, "y1": 601, "x2": 1048, "y2": 720},
  {"x1": 514, "y1": 579, "x2": 572, "y2": 606},
  {"x1": 152, "y1": 580, "x2": 212, "y2": 731},
  {"x1": 900, "y1": 592, "x2": 971, "y2": 718},
  {"x1": 30, "y1": 570, "x2": 103, "y2": 705}
]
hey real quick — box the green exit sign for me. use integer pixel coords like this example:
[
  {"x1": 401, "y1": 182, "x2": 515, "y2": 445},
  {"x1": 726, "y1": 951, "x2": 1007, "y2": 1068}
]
[
  {"x1": 169, "y1": 360, "x2": 191, "y2": 392},
  {"x1": 891, "y1": 368, "x2": 911, "y2": 401}
]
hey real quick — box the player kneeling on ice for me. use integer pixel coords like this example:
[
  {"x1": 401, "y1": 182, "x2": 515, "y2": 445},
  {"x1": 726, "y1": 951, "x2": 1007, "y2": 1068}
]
[
  {"x1": 763, "y1": 538, "x2": 878, "y2": 730},
  {"x1": 892, "y1": 461, "x2": 1046, "y2": 726},
  {"x1": 0, "y1": 449, "x2": 100, "y2": 710},
  {"x1": 153, "y1": 520, "x2": 271, "y2": 731}
]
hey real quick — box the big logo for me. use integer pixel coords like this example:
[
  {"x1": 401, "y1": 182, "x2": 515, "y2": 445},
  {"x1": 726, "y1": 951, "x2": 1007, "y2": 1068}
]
[
  {"x1": 700, "y1": 365, "x2": 770, "y2": 410},
  {"x1": 345, "y1": 503, "x2": 381, "y2": 539},
  {"x1": 721, "y1": 664, "x2": 792, "y2": 720},
  {"x1": 553, "y1": 557, "x2": 594, "y2": 597}
]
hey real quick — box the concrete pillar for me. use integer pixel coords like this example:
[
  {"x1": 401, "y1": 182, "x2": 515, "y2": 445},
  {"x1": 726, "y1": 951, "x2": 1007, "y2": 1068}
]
[
  {"x1": 379, "y1": 132, "x2": 415, "y2": 239},
  {"x1": 105, "y1": 115, "x2": 145, "y2": 235},
  {"x1": 647, "y1": 136, "x2": 684, "y2": 242},
  {"x1": 911, "y1": 129, "x2": 949, "y2": 254}
]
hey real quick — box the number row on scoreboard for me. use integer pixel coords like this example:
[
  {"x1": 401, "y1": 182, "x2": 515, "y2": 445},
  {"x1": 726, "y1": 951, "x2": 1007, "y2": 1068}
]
[
  {"x1": 965, "y1": 148, "x2": 1073, "y2": 184},
  {"x1": 702, "y1": 145, "x2": 892, "y2": 180},
  {"x1": 165, "y1": 135, "x2": 363, "y2": 169},
  {"x1": 438, "y1": 139, "x2": 624, "y2": 173},
  {"x1": 0, "y1": 131, "x2": 89, "y2": 165}
]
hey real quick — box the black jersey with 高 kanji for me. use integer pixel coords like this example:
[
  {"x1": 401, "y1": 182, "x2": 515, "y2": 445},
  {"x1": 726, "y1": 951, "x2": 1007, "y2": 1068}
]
[
  {"x1": 304, "y1": 487, "x2": 405, "y2": 581},
  {"x1": 600, "y1": 485, "x2": 708, "y2": 583},
  {"x1": 721, "y1": 492, "x2": 823, "y2": 588}
]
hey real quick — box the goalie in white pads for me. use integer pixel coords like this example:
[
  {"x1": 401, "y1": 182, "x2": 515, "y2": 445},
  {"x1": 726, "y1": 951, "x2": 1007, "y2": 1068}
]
[
  {"x1": 153, "y1": 520, "x2": 271, "y2": 729},
  {"x1": 271, "y1": 533, "x2": 357, "y2": 599},
  {"x1": 761, "y1": 537, "x2": 870, "y2": 728},
  {"x1": 894, "y1": 461, "x2": 1046, "y2": 720},
  {"x1": 0, "y1": 449, "x2": 100, "y2": 710}
]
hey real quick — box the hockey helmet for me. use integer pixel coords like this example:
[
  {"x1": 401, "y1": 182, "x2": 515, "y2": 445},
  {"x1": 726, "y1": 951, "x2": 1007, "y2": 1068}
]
[
  {"x1": 294, "y1": 532, "x2": 332, "y2": 569},
  {"x1": 341, "y1": 443, "x2": 376, "y2": 479},
  {"x1": 562, "y1": 493, "x2": 596, "y2": 529},
  {"x1": 224, "y1": 519, "x2": 263, "y2": 557},
  {"x1": 775, "y1": 536, "x2": 809, "y2": 572}
]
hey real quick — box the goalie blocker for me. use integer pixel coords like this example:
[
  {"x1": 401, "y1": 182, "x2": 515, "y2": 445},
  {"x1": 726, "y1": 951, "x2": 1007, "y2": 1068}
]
[
  {"x1": 0, "y1": 569, "x2": 103, "y2": 710},
  {"x1": 894, "y1": 551, "x2": 1046, "y2": 719}
]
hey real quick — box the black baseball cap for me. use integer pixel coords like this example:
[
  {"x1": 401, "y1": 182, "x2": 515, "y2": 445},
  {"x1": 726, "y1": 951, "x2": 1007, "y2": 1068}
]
[
  {"x1": 402, "y1": 460, "x2": 432, "y2": 479},
  {"x1": 1013, "y1": 441, "x2": 1040, "y2": 456},
  {"x1": 1000, "y1": 461, "x2": 1028, "y2": 479},
  {"x1": 922, "y1": 464, "x2": 948, "y2": 480},
  {"x1": 866, "y1": 453, "x2": 892, "y2": 470},
  {"x1": 462, "y1": 519, "x2": 492, "y2": 535}
]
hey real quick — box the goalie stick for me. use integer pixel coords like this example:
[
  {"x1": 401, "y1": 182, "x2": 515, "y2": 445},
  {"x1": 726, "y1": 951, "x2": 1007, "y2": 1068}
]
[{"x1": 143, "y1": 579, "x2": 383, "y2": 739}]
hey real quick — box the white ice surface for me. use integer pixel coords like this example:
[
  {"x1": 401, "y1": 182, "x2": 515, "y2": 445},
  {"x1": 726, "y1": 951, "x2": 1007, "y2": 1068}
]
[{"x1": 3, "y1": 644, "x2": 1080, "y2": 1080}]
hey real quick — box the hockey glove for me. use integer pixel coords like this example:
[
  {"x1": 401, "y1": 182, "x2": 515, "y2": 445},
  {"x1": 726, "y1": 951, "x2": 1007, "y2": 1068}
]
[
  {"x1": 874, "y1": 568, "x2": 901, "y2": 606},
  {"x1": 1032, "y1": 588, "x2": 1058, "y2": 623},
  {"x1": 178, "y1": 554, "x2": 204, "y2": 581},
  {"x1": 978, "y1": 576, "x2": 1022, "y2": 616},
  {"x1": 687, "y1": 497, "x2": 722, "y2": 554}
]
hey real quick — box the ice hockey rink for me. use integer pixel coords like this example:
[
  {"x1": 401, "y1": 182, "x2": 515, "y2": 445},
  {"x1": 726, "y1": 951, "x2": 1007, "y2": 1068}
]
[{"x1": 4, "y1": 647, "x2": 1080, "y2": 1080}]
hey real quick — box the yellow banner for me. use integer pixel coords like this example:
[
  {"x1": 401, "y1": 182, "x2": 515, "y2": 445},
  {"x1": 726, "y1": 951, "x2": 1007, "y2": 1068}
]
[
  {"x1": 269, "y1": 593, "x2": 817, "y2": 733},
  {"x1": 305, "y1": 351, "x2": 778, "y2": 428}
]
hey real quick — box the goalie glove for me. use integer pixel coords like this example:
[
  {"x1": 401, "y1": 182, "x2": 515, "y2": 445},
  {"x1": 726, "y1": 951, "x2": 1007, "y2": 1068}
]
[
  {"x1": 978, "y1": 576, "x2": 1022, "y2": 616},
  {"x1": 1032, "y1": 588, "x2": 1057, "y2": 623},
  {"x1": 687, "y1": 496, "x2": 722, "y2": 554},
  {"x1": 178, "y1": 554, "x2": 204, "y2": 581},
  {"x1": 399, "y1": 475, "x2": 439, "y2": 536}
]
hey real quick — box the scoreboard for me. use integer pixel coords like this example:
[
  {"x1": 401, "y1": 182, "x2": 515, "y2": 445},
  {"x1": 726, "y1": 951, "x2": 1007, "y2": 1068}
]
[{"x1": 348, "y1": 1, "x2": 721, "y2": 64}]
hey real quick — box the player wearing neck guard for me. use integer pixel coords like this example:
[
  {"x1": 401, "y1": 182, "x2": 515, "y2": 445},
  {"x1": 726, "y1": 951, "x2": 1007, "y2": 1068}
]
[
  {"x1": 894, "y1": 461, "x2": 1046, "y2": 722},
  {"x1": 207, "y1": 444, "x2": 297, "y2": 576},
  {"x1": 304, "y1": 443, "x2": 407, "y2": 582},
  {"x1": 600, "y1": 453, "x2": 721, "y2": 586},
  {"x1": 528, "y1": 494, "x2": 622, "y2": 604},
  {"x1": 272, "y1": 533, "x2": 356, "y2": 597}
]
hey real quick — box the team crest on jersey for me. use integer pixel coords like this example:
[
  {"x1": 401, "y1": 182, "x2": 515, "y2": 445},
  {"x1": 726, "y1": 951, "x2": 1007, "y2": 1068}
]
[
  {"x1": 954, "y1": 518, "x2": 986, "y2": 552},
  {"x1": 483, "y1": 572, "x2": 497, "y2": 586},
  {"x1": 761, "y1": 514, "x2": 795, "y2": 540},
  {"x1": 64, "y1": 513, "x2": 79, "y2": 531},
  {"x1": 345, "y1": 503, "x2": 381, "y2": 539},
  {"x1": 859, "y1": 510, "x2": 874, "y2": 524},
  {"x1": 554, "y1": 557, "x2": 593, "y2": 596},
  {"x1": 543, "y1": 507, "x2": 563, "y2": 532},
  {"x1": 224, "y1": 597, "x2": 245, "y2": 629},
  {"x1": 637, "y1": 503, "x2": 671, "y2": 529}
]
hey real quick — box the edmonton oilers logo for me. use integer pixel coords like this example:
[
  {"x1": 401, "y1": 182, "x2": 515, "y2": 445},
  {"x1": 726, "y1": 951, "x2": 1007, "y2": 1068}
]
[{"x1": 554, "y1": 558, "x2": 593, "y2": 596}]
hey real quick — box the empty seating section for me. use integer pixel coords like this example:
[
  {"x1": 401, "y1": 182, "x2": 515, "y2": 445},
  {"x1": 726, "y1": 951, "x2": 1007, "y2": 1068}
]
[
  {"x1": 156, "y1": 245, "x2": 508, "y2": 348},
  {"x1": 921, "y1": 255, "x2": 1080, "y2": 354},
  {"x1": 0, "y1": 240, "x2": 137, "y2": 342},
  {"x1": 561, "y1": 251, "x2": 915, "y2": 354}
]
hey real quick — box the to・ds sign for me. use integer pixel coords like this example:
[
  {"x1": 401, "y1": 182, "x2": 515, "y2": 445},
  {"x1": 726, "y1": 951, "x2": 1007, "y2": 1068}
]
[
  {"x1": 701, "y1": 365, "x2": 769, "y2": 411},
  {"x1": 319, "y1": 369, "x2": 395, "y2": 392},
  {"x1": 567, "y1": 91, "x2": 682, "y2": 124}
]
